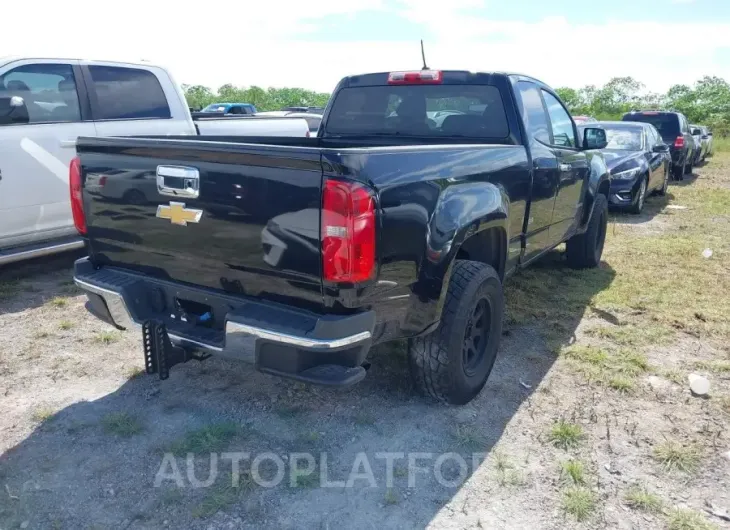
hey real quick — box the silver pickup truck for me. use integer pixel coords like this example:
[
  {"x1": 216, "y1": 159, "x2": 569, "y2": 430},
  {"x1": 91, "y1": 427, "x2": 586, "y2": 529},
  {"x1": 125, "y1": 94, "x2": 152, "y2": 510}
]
[{"x1": 0, "y1": 57, "x2": 310, "y2": 265}]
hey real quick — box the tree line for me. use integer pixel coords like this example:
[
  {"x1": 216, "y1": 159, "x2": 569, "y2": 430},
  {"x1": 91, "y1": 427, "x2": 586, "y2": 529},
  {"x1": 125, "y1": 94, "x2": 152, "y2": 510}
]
[
  {"x1": 183, "y1": 75, "x2": 730, "y2": 135},
  {"x1": 555, "y1": 76, "x2": 730, "y2": 136},
  {"x1": 183, "y1": 84, "x2": 330, "y2": 112}
]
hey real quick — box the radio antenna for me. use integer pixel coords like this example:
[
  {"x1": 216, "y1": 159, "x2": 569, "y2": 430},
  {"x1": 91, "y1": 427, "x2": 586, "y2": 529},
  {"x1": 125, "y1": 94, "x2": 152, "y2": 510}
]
[{"x1": 420, "y1": 40, "x2": 429, "y2": 70}]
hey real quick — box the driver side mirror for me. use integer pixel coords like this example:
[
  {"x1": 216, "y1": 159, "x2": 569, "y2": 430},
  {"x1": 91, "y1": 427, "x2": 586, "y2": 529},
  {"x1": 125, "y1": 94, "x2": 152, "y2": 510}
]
[
  {"x1": 653, "y1": 143, "x2": 670, "y2": 153},
  {"x1": 0, "y1": 96, "x2": 29, "y2": 125},
  {"x1": 582, "y1": 127, "x2": 607, "y2": 150}
]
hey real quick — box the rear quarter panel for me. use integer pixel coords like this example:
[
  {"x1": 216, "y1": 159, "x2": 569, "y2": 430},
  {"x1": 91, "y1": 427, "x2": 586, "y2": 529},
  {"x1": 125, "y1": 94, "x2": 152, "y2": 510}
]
[{"x1": 322, "y1": 144, "x2": 530, "y2": 336}]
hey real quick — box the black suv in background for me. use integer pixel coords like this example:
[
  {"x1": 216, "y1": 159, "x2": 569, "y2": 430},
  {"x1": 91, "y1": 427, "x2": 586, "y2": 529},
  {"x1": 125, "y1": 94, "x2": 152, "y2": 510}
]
[{"x1": 622, "y1": 111, "x2": 695, "y2": 180}]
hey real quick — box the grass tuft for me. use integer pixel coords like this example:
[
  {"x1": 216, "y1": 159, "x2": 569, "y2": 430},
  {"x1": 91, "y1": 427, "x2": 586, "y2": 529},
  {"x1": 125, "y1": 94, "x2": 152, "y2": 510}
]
[
  {"x1": 560, "y1": 459, "x2": 585, "y2": 485},
  {"x1": 653, "y1": 441, "x2": 702, "y2": 474},
  {"x1": 31, "y1": 407, "x2": 55, "y2": 423},
  {"x1": 624, "y1": 485, "x2": 663, "y2": 514},
  {"x1": 384, "y1": 488, "x2": 400, "y2": 505},
  {"x1": 95, "y1": 331, "x2": 120, "y2": 344},
  {"x1": 453, "y1": 424, "x2": 485, "y2": 450},
  {"x1": 59, "y1": 320, "x2": 74, "y2": 330},
  {"x1": 667, "y1": 508, "x2": 717, "y2": 530},
  {"x1": 561, "y1": 486, "x2": 595, "y2": 521},
  {"x1": 192, "y1": 474, "x2": 253, "y2": 518},
  {"x1": 548, "y1": 420, "x2": 583, "y2": 450},
  {"x1": 49, "y1": 297, "x2": 68, "y2": 308},
  {"x1": 165, "y1": 423, "x2": 238, "y2": 455},
  {"x1": 101, "y1": 412, "x2": 143, "y2": 437}
]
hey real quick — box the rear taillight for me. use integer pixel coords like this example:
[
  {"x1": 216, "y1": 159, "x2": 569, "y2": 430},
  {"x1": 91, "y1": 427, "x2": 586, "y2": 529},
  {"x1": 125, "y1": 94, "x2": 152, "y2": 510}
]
[
  {"x1": 387, "y1": 70, "x2": 443, "y2": 85},
  {"x1": 69, "y1": 156, "x2": 86, "y2": 235},
  {"x1": 321, "y1": 179, "x2": 375, "y2": 283},
  {"x1": 674, "y1": 136, "x2": 685, "y2": 148}
]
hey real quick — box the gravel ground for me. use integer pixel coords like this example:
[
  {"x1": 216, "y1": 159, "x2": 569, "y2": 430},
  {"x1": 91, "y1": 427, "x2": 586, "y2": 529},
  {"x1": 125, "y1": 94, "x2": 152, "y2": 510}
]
[{"x1": 1, "y1": 161, "x2": 729, "y2": 530}]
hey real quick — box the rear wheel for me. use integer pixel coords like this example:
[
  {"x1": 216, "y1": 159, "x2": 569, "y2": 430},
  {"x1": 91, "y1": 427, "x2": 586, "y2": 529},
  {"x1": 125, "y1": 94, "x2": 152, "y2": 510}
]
[
  {"x1": 566, "y1": 194, "x2": 608, "y2": 269},
  {"x1": 408, "y1": 261, "x2": 503, "y2": 405},
  {"x1": 673, "y1": 161, "x2": 685, "y2": 181},
  {"x1": 628, "y1": 176, "x2": 647, "y2": 214},
  {"x1": 685, "y1": 157, "x2": 693, "y2": 175}
]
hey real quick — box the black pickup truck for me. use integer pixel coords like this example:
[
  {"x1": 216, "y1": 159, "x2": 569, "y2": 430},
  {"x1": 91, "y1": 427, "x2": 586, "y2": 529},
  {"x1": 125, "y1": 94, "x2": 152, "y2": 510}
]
[{"x1": 72, "y1": 69, "x2": 610, "y2": 405}]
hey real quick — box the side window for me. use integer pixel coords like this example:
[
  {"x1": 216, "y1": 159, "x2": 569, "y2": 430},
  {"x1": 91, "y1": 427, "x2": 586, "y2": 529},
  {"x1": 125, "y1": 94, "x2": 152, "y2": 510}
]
[
  {"x1": 542, "y1": 90, "x2": 576, "y2": 148},
  {"x1": 0, "y1": 63, "x2": 81, "y2": 125},
  {"x1": 645, "y1": 127, "x2": 656, "y2": 148},
  {"x1": 516, "y1": 82, "x2": 550, "y2": 144},
  {"x1": 229, "y1": 106, "x2": 244, "y2": 115},
  {"x1": 87, "y1": 66, "x2": 171, "y2": 120}
]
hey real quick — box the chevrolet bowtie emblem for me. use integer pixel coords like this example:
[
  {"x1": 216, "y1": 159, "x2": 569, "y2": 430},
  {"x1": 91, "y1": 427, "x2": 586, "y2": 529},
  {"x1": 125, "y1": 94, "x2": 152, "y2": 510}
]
[{"x1": 156, "y1": 202, "x2": 203, "y2": 226}]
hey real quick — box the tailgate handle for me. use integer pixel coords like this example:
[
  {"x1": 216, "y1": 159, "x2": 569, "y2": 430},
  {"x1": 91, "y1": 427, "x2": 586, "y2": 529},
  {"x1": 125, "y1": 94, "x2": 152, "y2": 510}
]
[{"x1": 156, "y1": 166, "x2": 200, "y2": 199}]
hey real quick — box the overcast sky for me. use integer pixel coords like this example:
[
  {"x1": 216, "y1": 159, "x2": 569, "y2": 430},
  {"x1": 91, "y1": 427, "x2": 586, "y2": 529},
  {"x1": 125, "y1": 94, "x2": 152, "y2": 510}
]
[{"x1": 3, "y1": 0, "x2": 730, "y2": 94}]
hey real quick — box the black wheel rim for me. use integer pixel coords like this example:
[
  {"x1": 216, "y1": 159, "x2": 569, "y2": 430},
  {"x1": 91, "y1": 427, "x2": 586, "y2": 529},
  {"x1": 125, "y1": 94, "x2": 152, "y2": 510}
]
[{"x1": 462, "y1": 298, "x2": 491, "y2": 376}]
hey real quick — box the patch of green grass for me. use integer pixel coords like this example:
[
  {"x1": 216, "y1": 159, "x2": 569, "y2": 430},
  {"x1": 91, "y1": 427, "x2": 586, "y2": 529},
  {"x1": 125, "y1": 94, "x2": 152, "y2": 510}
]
[
  {"x1": 548, "y1": 420, "x2": 583, "y2": 450},
  {"x1": 31, "y1": 407, "x2": 55, "y2": 423},
  {"x1": 192, "y1": 475, "x2": 252, "y2": 518},
  {"x1": 653, "y1": 441, "x2": 702, "y2": 474},
  {"x1": 384, "y1": 488, "x2": 400, "y2": 505},
  {"x1": 693, "y1": 360, "x2": 730, "y2": 373},
  {"x1": 624, "y1": 485, "x2": 663, "y2": 514},
  {"x1": 291, "y1": 469, "x2": 319, "y2": 489},
  {"x1": 586, "y1": 324, "x2": 672, "y2": 347},
  {"x1": 664, "y1": 369, "x2": 684, "y2": 385},
  {"x1": 493, "y1": 453, "x2": 526, "y2": 487},
  {"x1": 101, "y1": 412, "x2": 143, "y2": 437},
  {"x1": 560, "y1": 460, "x2": 585, "y2": 485},
  {"x1": 49, "y1": 296, "x2": 68, "y2": 308},
  {"x1": 58, "y1": 320, "x2": 74, "y2": 330},
  {"x1": 453, "y1": 424, "x2": 485, "y2": 451},
  {"x1": 124, "y1": 366, "x2": 145, "y2": 379},
  {"x1": 165, "y1": 423, "x2": 238, "y2": 455},
  {"x1": 667, "y1": 508, "x2": 717, "y2": 530},
  {"x1": 560, "y1": 344, "x2": 651, "y2": 389},
  {"x1": 608, "y1": 375, "x2": 635, "y2": 393},
  {"x1": 561, "y1": 486, "x2": 595, "y2": 521},
  {"x1": 95, "y1": 331, "x2": 120, "y2": 344}
]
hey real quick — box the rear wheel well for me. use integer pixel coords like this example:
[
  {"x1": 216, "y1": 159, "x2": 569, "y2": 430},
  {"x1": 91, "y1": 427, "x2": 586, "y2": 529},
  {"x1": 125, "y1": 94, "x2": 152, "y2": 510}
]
[
  {"x1": 454, "y1": 228, "x2": 506, "y2": 280},
  {"x1": 598, "y1": 178, "x2": 610, "y2": 198}
]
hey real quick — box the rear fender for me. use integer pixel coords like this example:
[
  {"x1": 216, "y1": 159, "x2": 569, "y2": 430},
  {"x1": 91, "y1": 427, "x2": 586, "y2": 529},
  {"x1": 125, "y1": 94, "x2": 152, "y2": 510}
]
[{"x1": 402, "y1": 181, "x2": 509, "y2": 333}]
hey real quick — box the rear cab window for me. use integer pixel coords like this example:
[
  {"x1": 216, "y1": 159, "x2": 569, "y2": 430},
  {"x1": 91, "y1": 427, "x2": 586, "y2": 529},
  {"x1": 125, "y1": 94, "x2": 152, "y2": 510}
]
[
  {"x1": 324, "y1": 81, "x2": 510, "y2": 139},
  {"x1": 623, "y1": 112, "x2": 679, "y2": 142},
  {"x1": 87, "y1": 65, "x2": 171, "y2": 120}
]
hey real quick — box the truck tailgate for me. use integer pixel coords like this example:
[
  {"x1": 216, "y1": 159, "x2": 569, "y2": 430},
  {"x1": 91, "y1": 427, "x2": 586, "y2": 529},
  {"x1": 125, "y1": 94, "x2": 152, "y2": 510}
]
[{"x1": 78, "y1": 137, "x2": 324, "y2": 309}]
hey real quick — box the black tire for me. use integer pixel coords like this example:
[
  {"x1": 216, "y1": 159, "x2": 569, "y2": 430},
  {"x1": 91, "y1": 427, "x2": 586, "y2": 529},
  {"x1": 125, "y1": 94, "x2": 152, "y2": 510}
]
[
  {"x1": 685, "y1": 158, "x2": 693, "y2": 175},
  {"x1": 656, "y1": 165, "x2": 669, "y2": 196},
  {"x1": 628, "y1": 176, "x2": 647, "y2": 214},
  {"x1": 673, "y1": 161, "x2": 685, "y2": 181},
  {"x1": 408, "y1": 261, "x2": 504, "y2": 405},
  {"x1": 566, "y1": 193, "x2": 608, "y2": 269}
]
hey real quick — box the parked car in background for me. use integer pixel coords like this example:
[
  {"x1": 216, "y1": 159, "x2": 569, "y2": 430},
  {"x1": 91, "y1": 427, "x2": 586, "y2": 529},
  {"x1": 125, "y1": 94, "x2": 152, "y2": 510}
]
[
  {"x1": 280, "y1": 106, "x2": 325, "y2": 114},
  {"x1": 574, "y1": 115, "x2": 598, "y2": 124},
  {"x1": 593, "y1": 121, "x2": 670, "y2": 214},
  {"x1": 622, "y1": 110, "x2": 695, "y2": 180},
  {"x1": 690, "y1": 125, "x2": 705, "y2": 165},
  {"x1": 73, "y1": 68, "x2": 611, "y2": 405},
  {"x1": 701, "y1": 126, "x2": 714, "y2": 157},
  {"x1": 255, "y1": 110, "x2": 322, "y2": 135},
  {"x1": 200, "y1": 102, "x2": 257, "y2": 115},
  {"x1": 0, "y1": 57, "x2": 310, "y2": 265},
  {"x1": 691, "y1": 124, "x2": 711, "y2": 164}
]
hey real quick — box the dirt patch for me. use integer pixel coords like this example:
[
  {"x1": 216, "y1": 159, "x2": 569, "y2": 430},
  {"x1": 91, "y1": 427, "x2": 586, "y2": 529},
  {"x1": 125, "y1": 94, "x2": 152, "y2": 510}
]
[{"x1": 1, "y1": 160, "x2": 729, "y2": 529}]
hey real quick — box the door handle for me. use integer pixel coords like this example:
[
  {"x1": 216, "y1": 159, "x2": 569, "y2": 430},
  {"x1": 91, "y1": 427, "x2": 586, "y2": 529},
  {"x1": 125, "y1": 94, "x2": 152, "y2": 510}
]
[
  {"x1": 60, "y1": 139, "x2": 77, "y2": 148},
  {"x1": 559, "y1": 163, "x2": 572, "y2": 172},
  {"x1": 156, "y1": 165, "x2": 200, "y2": 199}
]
